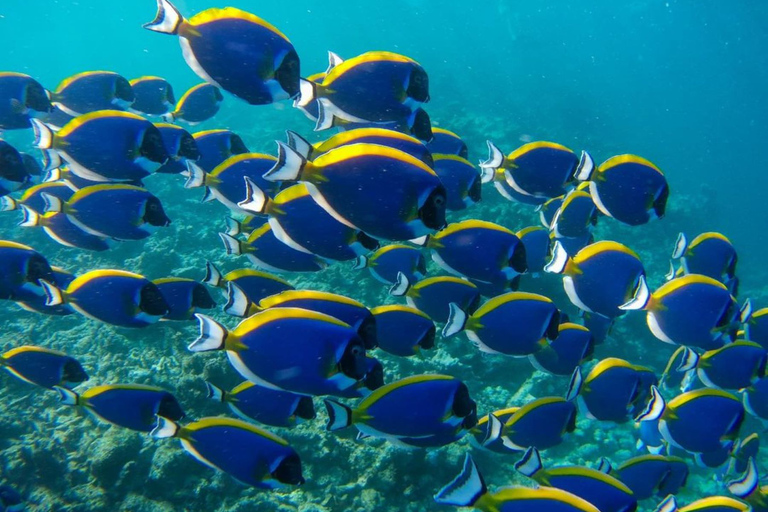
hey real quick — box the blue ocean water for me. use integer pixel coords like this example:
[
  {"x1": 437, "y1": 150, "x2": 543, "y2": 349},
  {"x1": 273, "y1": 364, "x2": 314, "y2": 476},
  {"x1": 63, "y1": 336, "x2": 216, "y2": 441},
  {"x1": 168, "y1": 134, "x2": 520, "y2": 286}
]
[{"x1": 1, "y1": 1, "x2": 767, "y2": 511}]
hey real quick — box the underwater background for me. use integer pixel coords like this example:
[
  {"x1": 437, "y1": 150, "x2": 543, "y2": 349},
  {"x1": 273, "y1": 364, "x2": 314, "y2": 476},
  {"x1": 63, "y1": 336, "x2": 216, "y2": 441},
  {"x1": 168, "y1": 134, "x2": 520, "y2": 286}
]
[{"x1": 2, "y1": 0, "x2": 768, "y2": 511}]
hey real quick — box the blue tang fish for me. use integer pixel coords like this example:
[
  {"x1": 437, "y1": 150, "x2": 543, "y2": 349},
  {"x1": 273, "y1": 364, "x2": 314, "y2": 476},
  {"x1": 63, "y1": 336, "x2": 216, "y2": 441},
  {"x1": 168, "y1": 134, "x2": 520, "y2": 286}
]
[
  {"x1": 192, "y1": 129, "x2": 249, "y2": 172},
  {"x1": 165, "y1": 82, "x2": 223, "y2": 124},
  {"x1": 189, "y1": 309, "x2": 371, "y2": 397},
  {"x1": 152, "y1": 416, "x2": 304, "y2": 488},
  {"x1": 0, "y1": 72, "x2": 52, "y2": 130},
  {"x1": 57, "y1": 384, "x2": 184, "y2": 432},
  {"x1": 550, "y1": 186, "x2": 599, "y2": 239},
  {"x1": 432, "y1": 155, "x2": 481, "y2": 211},
  {"x1": 203, "y1": 262, "x2": 293, "y2": 304},
  {"x1": 1, "y1": 345, "x2": 87, "y2": 389},
  {"x1": 0, "y1": 180, "x2": 75, "y2": 214},
  {"x1": 392, "y1": 274, "x2": 480, "y2": 324},
  {"x1": 19, "y1": 205, "x2": 112, "y2": 252},
  {"x1": 43, "y1": 184, "x2": 171, "y2": 241},
  {"x1": 154, "y1": 123, "x2": 199, "y2": 174},
  {"x1": 427, "y1": 127, "x2": 468, "y2": 158},
  {"x1": 206, "y1": 380, "x2": 315, "y2": 428},
  {"x1": 0, "y1": 240, "x2": 54, "y2": 301},
  {"x1": 529, "y1": 322, "x2": 595, "y2": 376},
  {"x1": 42, "y1": 269, "x2": 169, "y2": 328},
  {"x1": 444, "y1": 292, "x2": 560, "y2": 357},
  {"x1": 129, "y1": 76, "x2": 175, "y2": 116},
  {"x1": 144, "y1": 0, "x2": 300, "y2": 104},
  {"x1": 672, "y1": 232, "x2": 738, "y2": 286},
  {"x1": 676, "y1": 341, "x2": 766, "y2": 391},
  {"x1": 371, "y1": 304, "x2": 436, "y2": 357},
  {"x1": 354, "y1": 244, "x2": 426, "y2": 285},
  {"x1": 50, "y1": 71, "x2": 134, "y2": 116},
  {"x1": 219, "y1": 224, "x2": 327, "y2": 273},
  {"x1": 516, "y1": 226, "x2": 551, "y2": 276},
  {"x1": 153, "y1": 277, "x2": 216, "y2": 321},
  {"x1": 599, "y1": 455, "x2": 688, "y2": 501},
  {"x1": 264, "y1": 142, "x2": 447, "y2": 241}
]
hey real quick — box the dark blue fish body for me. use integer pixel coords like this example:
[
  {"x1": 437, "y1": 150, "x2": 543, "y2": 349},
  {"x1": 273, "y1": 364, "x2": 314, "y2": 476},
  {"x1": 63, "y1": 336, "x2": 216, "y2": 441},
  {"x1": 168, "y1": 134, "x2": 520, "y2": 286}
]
[
  {"x1": 204, "y1": 264, "x2": 294, "y2": 304},
  {"x1": 371, "y1": 305, "x2": 435, "y2": 357},
  {"x1": 207, "y1": 380, "x2": 315, "y2": 427},
  {"x1": 1, "y1": 345, "x2": 87, "y2": 389},
  {"x1": 578, "y1": 358, "x2": 654, "y2": 423},
  {"x1": 580, "y1": 312, "x2": 614, "y2": 344},
  {"x1": 155, "y1": 123, "x2": 199, "y2": 173},
  {"x1": 675, "y1": 232, "x2": 737, "y2": 283},
  {"x1": 221, "y1": 224, "x2": 327, "y2": 273},
  {"x1": 517, "y1": 226, "x2": 551, "y2": 275},
  {"x1": 551, "y1": 188, "x2": 598, "y2": 239},
  {"x1": 432, "y1": 155, "x2": 481, "y2": 211},
  {"x1": 0, "y1": 140, "x2": 31, "y2": 196},
  {"x1": 130, "y1": 76, "x2": 175, "y2": 116},
  {"x1": 51, "y1": 71, "x2": 134, "y2": 115},
  {"x1": 20, "y1": 152, "x2": 42, "y2": 178},
  {"x1": 17, "y1": 266, "x2": 75, "y2": 316},
  {"x1": 691, "y1": 341, "x2": 767, "y2": 390},
  {"x1": 730, "y1": 434, "x2": 760, "y2": 475},
  {"x1": 359, "y1": 244, "x2": 426, "y2": 285},
  {"x1": 744, "y1": 376, "x2": 768, "y2": 420},
  {"x1": 20, "y1": 207, "x2": 111, "y2": 252},
  {"x1": 538, "y1": 196, "x2": 565, "y2": 228},
  {"x1": 427, "y1": 128, "x2": 468, "y2": 158},
  {"x1": 0, "y1": 72, "x2": 52, "y2": 130},
  {"x1": 745, "y1": 308, "x2": 768, "y2": 350},
  {"x1": 0, "y1": 240, "x2": 53, "y2": 301},
  {"x1": 193, "y1": 129, "x2": 249, "y2": 172},
  {"x1": 154, "y1": 277, "x2": 215, "y2": 321},
  {"x1": 191, "y1": 153, "x2": 278, "y2": 214},
  {"x1": 400, "y1": 276, "x2": 480, "y2": 323},
  {"x1": 530, "y1": 323, "x2": 594, "y2": 375},
  {"x1": 500, "y1": 397, "x2": 577, "y2": 452},
  {"x1": 168, "y1": 83, "x2": 223, "y2": 123},
  {"x1": 609, "y1": 455, "x2": 688, "y2": 500}
]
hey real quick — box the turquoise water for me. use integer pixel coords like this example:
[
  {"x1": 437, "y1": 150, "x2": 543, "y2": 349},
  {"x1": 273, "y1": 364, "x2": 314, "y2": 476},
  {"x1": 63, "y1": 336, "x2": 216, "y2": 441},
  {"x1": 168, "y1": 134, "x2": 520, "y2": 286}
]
[{"x1": 1, "y1": 1, "x2": 768, "y2": 511}]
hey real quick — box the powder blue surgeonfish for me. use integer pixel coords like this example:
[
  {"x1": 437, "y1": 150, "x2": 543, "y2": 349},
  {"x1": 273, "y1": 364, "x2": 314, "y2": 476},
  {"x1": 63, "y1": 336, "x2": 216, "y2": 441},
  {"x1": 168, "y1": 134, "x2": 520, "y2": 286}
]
[
  {"x1": 671, "y1": 232, "x2": 738, "y2": 290},
  {"x1": 392, "y1": 274, "x2": 480, "y2": 324},
  {"x1": 165, "y1": 82, "x2": 223, "y2": 124},
  {"x1": 19, "y1": 205, "x2": 112, "y2": 252},
  {"x1": 443, "y1": 292, "x2": 560, "y2": 357},
  {"x1": 598, "y1": 455, "x2": 689, "y2": 501},
  {"x1": 354, "y1": 244, "x2": 426, "y2": 285},
  {"x1": 206, "y1": 380, "x2": 315, "y2": 428},
  {"x1": 152, "y1": 416, "x2": 305, "y2": 488},
  {"x1": 0, "y1": 240, "x2": 54, "y2": 301},
  {"x1": 203, "y1": 263, "x2": 294, "y2": 304},
  {"x1": 432, "y1": 155, "x2": 482, "y2": 211},
  {"x1": 550, "y1": 186, "x2": 599, "y2": 239},
  {"x1": 515, "y1": 447, "x2": 637, "y2": 512},
  {"x1": 153, "y1": 277, "x2": 216, "y2": 321},
  {"x1": 655, "y1": 496, "x2": 750, "y2": 512},
  {"x1": 0, "y1": 72, "x2": 52, "y2": 130},
  {"x1": 43, "y1": 184, "x2": 171, "y2": 241},
  {"x1": 220, "y1": 224, "x2": 327, "y2": 273},
  {"x1": 192, "y1": 129, "x2": 249, "y2": 172},
  {"x1": 427, "y1": 127, "x2": 468, "y2": 158},
  {"x1": 57, "y1": 384, "x2": 184, "y2": 432},
  {"x1": 129, "y1": 76, "x2": 175, "y2": 116},
  {"x1": 42, "y1": 269, "x2": 170, "y2": 328},
  {"x1": 1, "y1": 180, "x2": 75, "y2": 214},
  {"x1": 529, "y1": 322, "x2": 595, "y2": 376},
  {"x1": 144, "y1": 0, "x2": 300, "y2": 105},
  {"x1": 189, "y1": 308, "x2": 372, "y2": 397},
  {"x1": 371, "y1": 305, "x2": 436, "y2": 357},
  {"x1": 673, "y1": 341, "x2": 767, "y2": 391},
  {"x1": 31, "y1": 112, "x2": 169, "y2": 183},
  {"x1": 155, "y1": 123, "x2": 199, "y2": 174},
  {"x1": 16, "y1": 266, "x2": 75, "y2": 316},
  {"x1": 1, "y1": 345, "x2": 88, "y2": 389},
  {"x1": 434, "y1": 454, "x2": 600, "y2": 512},
  {"x1": 264, "y1": 142, "x2": 447, "y2": 241},
  {"x1": 324, "y1": 374, "x2": 477, "y2": 447},
  {"x1": 50, "y1": 71, "x2": 134, "y2": 116}
]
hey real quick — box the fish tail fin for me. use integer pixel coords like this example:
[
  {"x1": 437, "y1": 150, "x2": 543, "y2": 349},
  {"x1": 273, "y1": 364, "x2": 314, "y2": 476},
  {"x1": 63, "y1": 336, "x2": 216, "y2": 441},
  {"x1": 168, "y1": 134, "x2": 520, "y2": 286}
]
[
  {"x1": 740, "y1": 298, "x2": 753, "y2": 324},
  {"x1": 324, "y1": 400, "x2": 353, "y2": 431},
  {"x1": 143, "y1": 0, "x2": 184, "y2": 35},
  {"x1": 55, "y1": 386, "x2": 79, "y2": 406},
  {"x1": 514, "y1": 447, "x2": 543, "y2": 477},
  {"x1": 285, "y1": 130, "x2": 313, "y2": 159},
  {"x1": 619, "y1": 274, "x2": 650, "y2": 311},
  {"x1": 664, "y1": 260, "x2": 676, "y2": 281},
  {"x1": 409, "y1": 235, "x2": 429, "y2": 247},
  {"x1": 219, "y1": 232, "x2": 243, "y2": 255},
  {"x1": 671, "y1": 232, "x2": 687, "y2": 259},
  {"x1": 676, "y1": 347, "x2": 699, "y2": 372},
  {"x1": 188, "y1": 314, "x2": 228, "y2": 352},
  {"x1": 480, "y1": 165, "x2": 496, "y2": 184},
  {"x1": 596, "y1": 457, "x2": 613, "y2": 474},
  {"x1": 0, "y1": 196, "x2": 18, "y2": 211},
  {"x1": 573, "y1": 150, "x2": 595, "y2": 181},
  {"x1": 544, "y1": 241, "x2": 569, "y2": 274},
  {"x1": 41, "y1": 150, "x2": 62, "y2": 173},
  {"x1": 389, "y1": 272, "x2": 411, "y2": 297},
  {"x1": 183, "y1": 161, "x2": 207, "y2": 188},
  {"x1": 654, "y1": 496, "x2": 679, "y2": 512},
  {"x1": 314, "y1": 98, "x2": 342, "y2": 131},
  {"x1": 161, "y1": 111, "x2": 178, "y2": 122},
  {"x1": 30, "y1": 119, "x2": 54, "y2": 149},
  {"x1": 479, "y1": 141, "x2": 505, "y2": 172},
  {"x1": 151, "y1": 416, "x2": 180, "y2": 438},
  {"x1": 434, "y1": 454, "x2": 487, "y2": 507},
  {"x1": 481, "y1": 413, "x2": 504, "y2": 448},
  {"x1": 202, "y1": 261, "x2": 222, "y2": 288},
  {"x1": 442, "y1": 303, "x2": 468, "y2": 338},
  {"x1": 224, "y1": 282, "x2": 251, "y2": 318},
  {"x1": 205, "y1": 381, "x2": 225, "y2": 402},
  {"x1": 41, "y1": 193, "x2": 63, "y2": 214},
  {"x1": 18, "y1": 205, "x2": 41, "y2": 228},
  {"x1": 352, "y1": 255, "x2": 368, "y2": 270},
  {"x1": 237, "y1": 177, "x2": 269, "y2": 215},
  {"x1": 728, "y1": 457, "x2": 759, "y2": 498},
  {"x1": 224, "y1": 217, "x2": 242, "y2": 237},
  {"x1": 295, "y1": 78, "x2": 317, "y2": 109},
  {"x1": 263, "y1": 141, "x2": 308, "y2": 182},
  {"x1": 635, "y1": 385, "x2": 666, "y2": 422},
  {"x1": 40, "y1": 280, "x2": 64, "y2": 307},
  {"x1": 565, "y1": 367, "x2": 583, "y2": 402}
]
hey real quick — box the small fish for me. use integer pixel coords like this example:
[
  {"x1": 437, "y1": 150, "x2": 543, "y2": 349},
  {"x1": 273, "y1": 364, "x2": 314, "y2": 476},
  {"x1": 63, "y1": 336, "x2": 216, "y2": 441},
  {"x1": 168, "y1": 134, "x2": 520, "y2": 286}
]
[
  {"x1": 655, "y1": 495, "x2": 750, "y2": 512},
  {"x1": 370, "y1": 305, "x2": 436, "y2": 357},
  {"x1": 443, "y1": 292, "x2": 560, "y2": 357},
  {"x1": 432, "y1": 155, "x2": 481, "y2": 211},
  {"x1": 226, "y1": 288, "x2": 377, "y2": 350},
  {"x1": 206, "y1": 380, "x2": 315, "y2": 428},
  {"x1": 238, "y1": 180, "x2": 378, "y2": 261},
  {"x1": 516, "y1": 447, "x2": 636, "y2": 512},
  {"x1": 31, "y1": 112, "x2": 169, "y2": 183},
  {"x1": 165, "y1": 82, "x2": 223, "y2": 124},
  {"x1": 129, "y1": 76, "x2": 176, "y2": 116},
  {"x1": 152, "y1": 416, "x2": 304, "y2": 488},
  {"x1": 416, "y1": 219, "x2": 527, "y2": 285},
  {"x1": 0, "y1": 140, "x2": 32, "y2": 196},
  {"x1": 550, "y1": 187, "x2": 599, "y2": 239},
  {"x1": 154, "y1": 123, "x2": 199, "y2": 174},
  {"x1": 622, "y1": 274, "x2": 740, "y2": 351},
  {"x1": 426, "y1": 127, "x2": 468, "y2": 159},
  {"x1": 57, "y1": 384, "x2": 184, "y2": 432},
  {"x1": 435, "y1": 454, "x2": 600, "y2": 512},
  {"x1": 353, "y1": 244, "x2": 426, "y2": 285},
  {"x1": 192, "y1": 129, "x2": 249, "y2": 172},
  {"x1": 516, "y1": 226, "x2": 551, "y2": 276},
  {"x1": 481, "y1": 141, "x2": 591, "y2": 199},
  {"x1": 0, "y1": 72, "x2": 52, "y2": 130},
  {"x1": 671, "y1": 232, "x2": 738, "y2": 286},
  {"x1": 219, "y1": 224, "x2": 327, "y2": 273},
  {"x1": 144, "y1": 0, "x2": 300, "y2": 104},
  {"x1": 264, "y1": 142, "x2": 446, "y2": 240},
  {"x1": 324, "y1": 374, "x2": 477, "y2": 447},
  {"x1": 391, "y1": 273, "x2": 480, "y2": 324},
  {"x1": 0, "y1": 240, "x2": 54, "y2": 301},
  {"x1": 577, "y1": 154, "x2": 669, "y2": 226},
  {"x1": 43, "y1": 184, "x2": 171, "y2": 241},
  {"x1": 599, "y1": 455, "x2": 688, "y2": 501},
  {"x1": 153, "y1": 277, "x2": 216, "y2": 321},
  {"x1": 41, "y1": 269, "x2": 169, "y2": 328},
  {"x1": 189, "y1": 309, "x2": 371, "y2": 397},
  {"x1": 638, "y1": 386, "x2": 744, "y2": 455},
  {"x1": 1, "y1": 345, "x2": 87, "y2": 389},
  {"x1": 546, "y1": 240, "x2": 647, "y2": 319},
  {"x1": 529, "y1": 322, "x2": 595, "y2": 376},
  {"x1": 19, "y1": 205, "x2": 112, "y2": 252},
  {"x1": 297, "y1": 51, "x2": 432, "y2": 141},
  {"x1": 203, "y1": 262, "x2": 294, "y2": 304},
  {"x1": 50, "y1": 71, "x2": 134, "y2": 116},
  {"x1": 674, "y1": 342, "x2": 766, "y2": 391}
]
